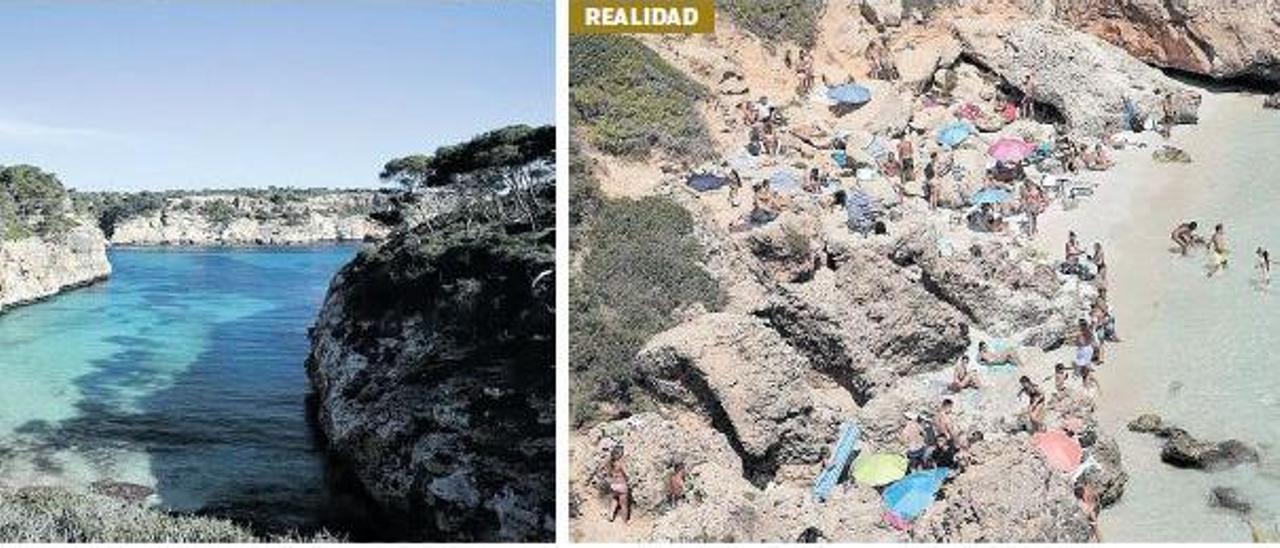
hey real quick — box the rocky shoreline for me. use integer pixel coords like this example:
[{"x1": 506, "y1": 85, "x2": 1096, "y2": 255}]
[{"x1": 0, "y1": 222, "x2": 111, "y2": 314}]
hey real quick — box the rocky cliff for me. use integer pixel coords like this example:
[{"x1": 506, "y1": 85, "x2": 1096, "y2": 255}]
[
  {"x1": 97, "y1": 191, "x2": 391, "y2": 246},
  {"x1": 1056, "y1": 0, "x2": 1280, "y2": 88},
  {"x1": 0, "y1": 221, "x2": 111, "y2": 314},
  {"x1": 305, "y1": 208, "x2": 555, "y2": 541}
]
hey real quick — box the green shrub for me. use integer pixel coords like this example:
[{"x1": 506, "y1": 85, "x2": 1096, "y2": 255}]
[
  {"x1": 0, "y1": 165, "x2": 75, "y2": 241},
  {"x1": 570, "y1": 36, "x2": 713, "y2": 161},
  {"x1": 718, "y1": 0, "x2": 824, "y2": 48},
  {"x1": 198, "y1": 199, "x2": 239, "y2": 228},
  {"x1": 570, "y1": 195, "x2": 724, "y2": 427}
]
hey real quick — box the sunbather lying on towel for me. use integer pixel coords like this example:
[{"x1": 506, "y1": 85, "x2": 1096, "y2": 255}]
[{"x1": 977, "y1": 341, "x2": 1024, "y2": 368}]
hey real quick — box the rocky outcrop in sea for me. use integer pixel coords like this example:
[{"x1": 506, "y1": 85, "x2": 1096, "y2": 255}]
[
  {"x1": 0, "y1": 221, "x2": 111, "y2": 313},
  {"x1": 306, "y1": 207, "x2": 555, "y2": 541}
]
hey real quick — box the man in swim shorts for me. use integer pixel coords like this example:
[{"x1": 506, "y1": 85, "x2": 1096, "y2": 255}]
[
  {"x1": 1208, "y1": 223, "x2": 1228, "y2": 277},
  {"x1": 1171, "y1": 221, "x2": 1199, "y2": 255}
]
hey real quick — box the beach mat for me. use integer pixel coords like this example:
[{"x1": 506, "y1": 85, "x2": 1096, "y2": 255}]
[{"x1": 812, "y1": 421, "x2": 860, "y2": 502}]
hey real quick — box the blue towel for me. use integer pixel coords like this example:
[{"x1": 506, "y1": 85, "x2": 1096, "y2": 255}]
[{"x1": 812, "y1": 422, "x2": 861, "y2": 502}]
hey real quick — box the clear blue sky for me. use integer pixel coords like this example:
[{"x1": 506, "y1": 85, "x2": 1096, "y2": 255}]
[{"x1": 0, "y1": 1, "x2": 554, "y2": 191}]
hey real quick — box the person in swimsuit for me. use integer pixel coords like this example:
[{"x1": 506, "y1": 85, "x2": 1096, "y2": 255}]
[
  {"x1": 1074, "y1": 320, "x2": 1100, "y2": 392},
  {"x1": 949, "y1": 355, "x2": 980, "y2": 392},
  {"x1": 1208, "y1": 223, "x2": 1229, "y2": 277},
  {"x1": 1064, "y1": 231, "x2": 1084, "y2": 272},
  {"x1": 1054, "y1": 362, "x2": 1070, "y2": 393},
  {"x1": 665, "y1": 461, "x2": 687, "y2": 507},
  {"x1": 1017, "y1": 375, "x2": 1047, "y2": 433},
  {"x1": 900, "y1": 413, "x2": 931, "y2": 470},
  {"x1": 1171, "y1": 221, "x2": 1200, "y2": 255},
  {"x1": 1258, "y1": 247, "x2": 1272, "y2": 286},
  {"x1": 1076, "y1": 480, "x2": 1102, "y2": 542},
  {"x1": 607, "y1": 445, "x2": 631, "y2": 523},
  {"x1": 727, "y1": 169, "x2": 743, "y2": 208},
  {"x1": 1090, "y1": 242, "x2": 1107, "y2": 286},
  {"x1": 898, "y1": 135, "x2": 915, "y2": 184},
  {"x1": 976, "y1": 341, "x2": 1024, "y2": 368}
]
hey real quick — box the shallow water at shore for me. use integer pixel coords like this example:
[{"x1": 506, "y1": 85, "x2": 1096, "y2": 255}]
[
  {"x1": 0, "y1": 246, "x2": 369, "y2": 535},
  {"x1": 1042, "y1": 91, "x2": 1280, "y2": 541}
]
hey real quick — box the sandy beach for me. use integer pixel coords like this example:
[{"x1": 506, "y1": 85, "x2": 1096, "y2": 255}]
[{"x1": 1035, "y1": 90, "x2": 1279, "y2": 541}]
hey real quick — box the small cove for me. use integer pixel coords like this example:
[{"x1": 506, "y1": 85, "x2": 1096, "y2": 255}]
[{"x1": 0, "y1": 245, "x2": 380, "y2": 537}]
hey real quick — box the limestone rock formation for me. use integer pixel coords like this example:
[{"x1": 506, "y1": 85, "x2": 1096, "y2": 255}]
[
  {"x1": 1058, "y1": 0, "x2": 1280, "y2": 87},
  {"x1": 107, "y1": 192, "x2": 392, "y2": 246},
  {"x1": 914, "y1": 441, "x2": 1092, "y2": 542},
  {"x1": 306, "y1": 211, "x2": 555, "y2": 541},
  {"x1": 951, "y1": 18, "x2": 1201, "y2": 137},
  {"x1": 0, "y1": 222, "x2": 111, "y2": 313}
]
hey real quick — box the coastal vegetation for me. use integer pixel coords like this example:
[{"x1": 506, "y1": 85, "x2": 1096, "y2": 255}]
[
  {"x1": 0, "y1": 165, "x2": 77, "y2": 241},
  {"x1": 0, "y1": 487, "x2": 336, "y2": 543},
  {"x1": 717, "y1": 0, "x2": 824, "y2": 48},
  {"x1": 569, "y1": 179, "x2": 724, "y2": 427},
  {"x1": 379, "y1": 124, "x2": 554, "y2": 230},
  {"x1": 569, "y1": 36, "x2": 713, "y2": 160}
]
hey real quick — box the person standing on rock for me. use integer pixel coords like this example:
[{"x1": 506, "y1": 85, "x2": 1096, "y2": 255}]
[
  {"x1": 932, "y1": 399, "x2": 958, "y2": 449},
  {"x1": 1075, "y1": 479, "x2": 1101, "y2": 542},
  {"x1": 1020, "y1": 75, "x2": 1036, "y2": 120},
  {"x1": 607, "y1": 445, "x2": 631, "y2": 523},
  {"x1": 1017, "y1": 375, "x2": 1047, "y2": 433},
  {"x1": 898, "y1": 135, "x2": 915, "y2": 185}
]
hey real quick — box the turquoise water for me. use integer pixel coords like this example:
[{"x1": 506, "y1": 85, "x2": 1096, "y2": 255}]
[
  {"x1": 0, "y1": 246, "x2": 370, "y2": 534},
  {"x1": 1096, "y1": 93, "x2": 1280, "y2": 541}
]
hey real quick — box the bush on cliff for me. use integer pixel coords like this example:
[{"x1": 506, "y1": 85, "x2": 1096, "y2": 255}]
[
  {"x1": 570, "y1": 36, "x2": 713, "y2": 161},
  {"x1": 718, "y1": 0, "x2": 824, "y2": 48},
  {"x1": 0, "y1": 165, "x2": 76, "y2": 241},
  {"x1": 570, "y1": 192, "x2": 724, "y2": 427}
]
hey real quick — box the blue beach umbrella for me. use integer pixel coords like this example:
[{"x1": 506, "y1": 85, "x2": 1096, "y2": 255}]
[
  {"x1": 827, "y1": 83, "x2": 872, "y2": 106},
  {"x1": 882, "y1": 467, "x2": 949, "y2": 521},
  {"x1": 686, "y1": 173, "x2": 726, "y2": 192},
  {"x1": 769, "y1": 169, "x2": 803, "y2": 194},
  {"x1": 969, "y1": 187, "x2": 1012, "y2": 205},
  {"x1": 936, "y1": 121, "x2": 972, "y2": 148}
]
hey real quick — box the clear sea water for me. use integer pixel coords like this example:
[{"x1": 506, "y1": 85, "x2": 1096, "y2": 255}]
[
  {"x1": 0, "y1": 245, "x2": 375, "y2": 536},
  {"x1": 1091, "y1": 92, "x2": 1280, "y2": 541}
]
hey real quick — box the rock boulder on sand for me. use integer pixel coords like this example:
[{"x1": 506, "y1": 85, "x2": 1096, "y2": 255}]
[
  {"x1": 1210, "y1": 486, "x2": 1253, "y2": 515},
  {"x1": 950, "y1": 18, "x2": 1201, "y2": 137},
  {"x1": 1265, "y1": 93, "x2": 1280, "y2": 110},
  {"x1": 635, "y1": 313, "x2": 839, "y2": 481},
  {"x1": 914, "y1": 440, "x2": 1093, "y2": 542},
  {"x1": 860, "y1": 0, "x2": 903, "y2": 28},
  {"x1": 1059, "y1": 0, "x2": 1280, "y2": 87},
  {"x1": 1160, "y1": 430, "x2": 1259, "y2": 471}
]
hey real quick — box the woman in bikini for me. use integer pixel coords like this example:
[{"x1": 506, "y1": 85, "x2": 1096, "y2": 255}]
[{"x1": 607, "y1": 446, "x2": 631, "y2": 523}]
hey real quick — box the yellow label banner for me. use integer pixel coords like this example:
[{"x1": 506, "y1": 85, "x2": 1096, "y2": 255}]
[{"x1": 570, "y1": 0, "x2": 715, "y2": 34}]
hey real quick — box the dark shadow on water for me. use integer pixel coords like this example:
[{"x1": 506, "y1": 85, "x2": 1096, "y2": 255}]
[{"x1": 5, "y1": 247, "x2": 408, "y2": 541}]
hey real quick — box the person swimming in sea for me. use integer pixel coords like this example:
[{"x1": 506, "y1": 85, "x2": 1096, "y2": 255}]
[
  {"x1": 1208, "y1": 223, "x2": 1228, "y2": 277},
  {"x1": 1171, "y1": 221, "x2": 1200, "y2": 255},
  {"x1": 1257, "y1": 247, "x2": 1272, "y2": 286}
]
